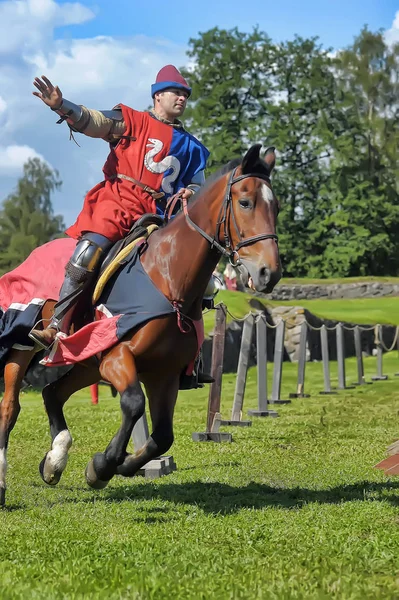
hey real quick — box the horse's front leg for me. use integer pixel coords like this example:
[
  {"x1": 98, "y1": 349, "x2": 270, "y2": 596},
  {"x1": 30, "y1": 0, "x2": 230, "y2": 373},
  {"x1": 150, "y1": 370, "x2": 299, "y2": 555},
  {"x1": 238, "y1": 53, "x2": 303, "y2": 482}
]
[
  {"x1": 0, "y1": 348, "x2": 36, "y2": 506},
  {"x1": 115, "y1": 373, "x2": 179, "y2": 478},
  {"x1": 85, "y1": 344, "x2": 145, "y2": 489},
  {"x1": 40, "y1": 363, "x2": 100, "y2": 486}
]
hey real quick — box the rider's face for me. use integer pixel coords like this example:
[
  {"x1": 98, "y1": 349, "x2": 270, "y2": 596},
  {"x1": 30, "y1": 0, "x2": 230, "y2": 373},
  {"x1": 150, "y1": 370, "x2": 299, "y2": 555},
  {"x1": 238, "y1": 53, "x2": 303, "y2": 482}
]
[{"x1": 154, "y1": 88, "x2": 189, "y2": 119}]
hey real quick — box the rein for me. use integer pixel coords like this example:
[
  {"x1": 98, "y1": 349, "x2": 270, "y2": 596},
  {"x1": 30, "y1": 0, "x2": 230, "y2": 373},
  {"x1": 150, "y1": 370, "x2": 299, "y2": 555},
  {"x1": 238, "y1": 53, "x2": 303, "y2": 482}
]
[{"x1": 182, "y1": 167, "x2": 278, "y2": 266}]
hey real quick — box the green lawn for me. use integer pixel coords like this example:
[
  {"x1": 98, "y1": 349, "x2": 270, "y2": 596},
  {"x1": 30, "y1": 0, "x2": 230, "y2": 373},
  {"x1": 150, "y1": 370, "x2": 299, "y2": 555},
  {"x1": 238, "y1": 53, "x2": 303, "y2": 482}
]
[
  {"x1": 1, "y1": 353, "x2": 399, "y2": 599},
  {"x1": 273, "y1": 297, "x2": 399, "y2": 326},
  {"x1": 203, "y1": 291, "x2": 399, "y2": 335},
  {"x1": 279, "y1": 276, "x2": 399, "y2": 285}
]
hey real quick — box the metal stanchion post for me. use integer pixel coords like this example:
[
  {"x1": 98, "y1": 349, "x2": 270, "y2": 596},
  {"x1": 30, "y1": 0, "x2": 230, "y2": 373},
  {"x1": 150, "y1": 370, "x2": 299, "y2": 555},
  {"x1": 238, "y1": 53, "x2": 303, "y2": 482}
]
[
  {"x1": 319, "y1": 325, "x2": 337, "y2": 395},
  {"x1": 353, "y1": 326, "x2": 372, "y2": 386},
  {"x1": 269, "y1": 320, "x2": 291, "y2": 405},
  {"x1": 230, "y1": 314, "x2": 253, "y2": 426},
  {"x1": 372, "y1": 325, "x2": 388, "y2": 381},
  {"x1": 248, "y1": 314, "x2": 278, "y2": 417},
  {"x1": 131, "y1": 414, "x2": 177, "y2": 478},
  {"x1": 336, "y1": 323, "x2": 355, "y2": 390},
  {"x1": 290, "y1": 321, "x2": 310, "y2": 398}
]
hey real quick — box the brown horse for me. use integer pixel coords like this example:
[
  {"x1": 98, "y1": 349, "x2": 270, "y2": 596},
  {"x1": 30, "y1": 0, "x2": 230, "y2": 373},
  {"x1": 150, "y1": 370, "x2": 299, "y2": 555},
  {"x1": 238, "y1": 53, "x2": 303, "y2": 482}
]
[{"x1": 0, "y1": 144, "x2": 281, "y2": 505}]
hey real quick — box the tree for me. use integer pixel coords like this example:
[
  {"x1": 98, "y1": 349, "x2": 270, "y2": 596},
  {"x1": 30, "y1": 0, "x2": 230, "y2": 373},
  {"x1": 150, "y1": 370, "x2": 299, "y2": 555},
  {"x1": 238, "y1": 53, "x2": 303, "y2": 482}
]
[
  {"x1": 318, "y1": 28, "x2": 399, "y2": 276},
  {"x1": 181, "y1": 27, "x2": 275, "y2": 171},
  {"x1": 0, "y1": 158, "x2": 65, "y2": 273},
  {"x1": 262, "y1": 36, "x2": 341, "y2": 277},
  {"x1": 184, "y1": 25, "x2": 399, "y2": 277}
]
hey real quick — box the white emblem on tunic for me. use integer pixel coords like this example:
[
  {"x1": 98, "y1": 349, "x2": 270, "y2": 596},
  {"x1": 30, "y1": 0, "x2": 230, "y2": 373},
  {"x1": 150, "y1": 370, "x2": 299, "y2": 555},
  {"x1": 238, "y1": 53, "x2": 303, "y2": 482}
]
[{"x1": 144, "y1": 138, "x2": 181, "y2": 194}]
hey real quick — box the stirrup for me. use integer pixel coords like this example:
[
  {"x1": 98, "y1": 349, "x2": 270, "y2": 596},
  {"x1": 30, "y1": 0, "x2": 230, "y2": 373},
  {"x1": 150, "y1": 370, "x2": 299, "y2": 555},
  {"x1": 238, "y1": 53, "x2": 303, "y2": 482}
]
[
  {"x1": 28, "y1": 327, "x2": 58, "y2": 351},
  {"x1": 197, "y1": 370, "x2": 215, "y2": 384}
]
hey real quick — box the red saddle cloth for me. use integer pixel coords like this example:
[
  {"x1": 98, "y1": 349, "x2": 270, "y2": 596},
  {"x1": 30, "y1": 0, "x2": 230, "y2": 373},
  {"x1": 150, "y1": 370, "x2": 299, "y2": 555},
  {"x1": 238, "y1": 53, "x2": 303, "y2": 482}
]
[
  {"x1": 0, "y1": 238, "x2": 204, "y2": 371},
  {"x1": 0, "y1": 238, "x2": 76, "y2": 312}
]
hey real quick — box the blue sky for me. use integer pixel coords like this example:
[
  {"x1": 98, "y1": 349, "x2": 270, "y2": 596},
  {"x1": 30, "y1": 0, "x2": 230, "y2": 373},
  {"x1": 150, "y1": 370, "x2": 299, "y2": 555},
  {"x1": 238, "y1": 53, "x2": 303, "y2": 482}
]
[
  {"x1": 55, "y1": 0, "x2": 397, "y2": 50},
  {"x1": 0, "y1": 0, "x2": 398, "y2": 227}
]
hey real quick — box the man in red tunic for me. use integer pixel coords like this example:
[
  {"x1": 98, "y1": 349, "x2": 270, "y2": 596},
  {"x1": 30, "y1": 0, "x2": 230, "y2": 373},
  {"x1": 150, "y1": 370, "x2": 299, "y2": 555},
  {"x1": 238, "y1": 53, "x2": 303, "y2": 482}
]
[{"x1": 29, "y1": 65, "x2": 211, "y2": 353}]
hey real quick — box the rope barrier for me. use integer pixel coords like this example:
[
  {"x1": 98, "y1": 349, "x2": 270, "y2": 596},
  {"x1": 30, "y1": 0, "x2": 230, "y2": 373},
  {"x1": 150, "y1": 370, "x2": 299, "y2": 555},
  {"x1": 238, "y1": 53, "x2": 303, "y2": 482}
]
[
  {"x1": 213, "y1": 303, "x2": 399, "y2": 342},
  {"x1": 376, "y1": 324, "x2": 399, "y2": 352}
]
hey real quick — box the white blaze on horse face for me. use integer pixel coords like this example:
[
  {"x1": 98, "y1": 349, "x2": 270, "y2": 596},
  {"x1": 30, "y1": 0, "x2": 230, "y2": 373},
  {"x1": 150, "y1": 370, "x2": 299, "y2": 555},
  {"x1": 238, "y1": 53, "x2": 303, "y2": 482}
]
[
  {"x1": 261, "y1": 182, "x2": 274, "y2": 204},
  {"x1": 0, "y1": 447, "x2": 7, "y2": 489}
]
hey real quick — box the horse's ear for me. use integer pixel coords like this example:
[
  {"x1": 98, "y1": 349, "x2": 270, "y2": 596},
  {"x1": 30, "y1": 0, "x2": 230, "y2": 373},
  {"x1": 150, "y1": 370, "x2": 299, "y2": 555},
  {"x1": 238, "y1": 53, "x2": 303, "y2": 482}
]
[
  {"x1": 264, "y1": 146, "x2": 276, "y2": 172},
  {"x1": 242, "y1": 144, "x2": 262, "y2": 174}
]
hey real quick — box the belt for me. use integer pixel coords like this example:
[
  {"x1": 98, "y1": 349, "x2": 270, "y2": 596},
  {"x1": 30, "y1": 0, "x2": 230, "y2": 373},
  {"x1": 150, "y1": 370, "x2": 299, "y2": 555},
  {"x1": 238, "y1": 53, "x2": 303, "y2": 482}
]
[{"x1": 108, "y1": 173, "x2": 165, "y2": 201}]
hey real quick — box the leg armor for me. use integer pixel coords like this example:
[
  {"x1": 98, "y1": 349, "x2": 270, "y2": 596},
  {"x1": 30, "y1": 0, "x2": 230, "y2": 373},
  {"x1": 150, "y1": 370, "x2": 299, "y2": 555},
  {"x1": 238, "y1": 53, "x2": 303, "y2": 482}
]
[{"x1": 52, "y1": 233, "x2": 113, "y2": 330}]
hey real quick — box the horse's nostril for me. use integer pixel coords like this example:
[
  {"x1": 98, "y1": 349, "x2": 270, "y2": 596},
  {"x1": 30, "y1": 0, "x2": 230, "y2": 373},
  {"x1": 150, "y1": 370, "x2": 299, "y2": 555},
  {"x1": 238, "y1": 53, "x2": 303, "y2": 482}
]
[{"x1": 259, "y1": 266, "x2": 271, "y2": 282}]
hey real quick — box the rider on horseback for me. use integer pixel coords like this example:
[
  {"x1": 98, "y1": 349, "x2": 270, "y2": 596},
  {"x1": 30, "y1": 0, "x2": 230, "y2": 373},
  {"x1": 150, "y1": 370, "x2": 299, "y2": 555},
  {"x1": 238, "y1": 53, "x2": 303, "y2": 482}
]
[{"x1": 29, "y1": 65, "x2": 216, "y2": 385}]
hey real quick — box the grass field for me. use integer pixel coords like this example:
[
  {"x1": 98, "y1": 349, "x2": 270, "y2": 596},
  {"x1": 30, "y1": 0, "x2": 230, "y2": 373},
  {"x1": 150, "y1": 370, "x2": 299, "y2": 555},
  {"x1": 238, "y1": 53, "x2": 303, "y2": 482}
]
[
  {"x1": 278, "y1": 276, "x2": 399, "y2": 285},
  {"x1": 1, "y1": 352, "x2": 398, "y2": 599},
  {"x1": 202, "y1": 291, "x2": 399, "y2": 335}
]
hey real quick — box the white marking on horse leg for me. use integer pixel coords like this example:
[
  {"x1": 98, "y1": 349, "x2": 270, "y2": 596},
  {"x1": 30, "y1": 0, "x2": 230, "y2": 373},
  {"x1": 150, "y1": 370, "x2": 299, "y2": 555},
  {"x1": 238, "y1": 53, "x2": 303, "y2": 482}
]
[
  {"x1": 45, "y1": 430, "x2": 72, "y2": 475},
  {"x1": 0, "y1": 447, "x2": 7, "y2": 490},
  {"x1": 261, "y1": 182, "x2": 274, "y2": 204}
]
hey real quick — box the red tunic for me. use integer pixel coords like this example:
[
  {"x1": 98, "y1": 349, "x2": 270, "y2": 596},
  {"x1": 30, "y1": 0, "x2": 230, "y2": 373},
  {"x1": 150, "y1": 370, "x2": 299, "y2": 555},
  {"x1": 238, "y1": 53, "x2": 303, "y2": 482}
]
[{"x1": 66, "y1": 106, "x2": 175, "y2": 242}]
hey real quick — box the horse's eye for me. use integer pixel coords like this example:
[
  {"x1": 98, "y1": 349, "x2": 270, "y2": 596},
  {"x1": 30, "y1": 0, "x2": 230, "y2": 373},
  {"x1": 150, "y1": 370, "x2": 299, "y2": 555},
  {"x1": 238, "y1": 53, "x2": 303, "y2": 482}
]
[{"x1": 239, "y1": 198, "x2": 252, "y2": 209}]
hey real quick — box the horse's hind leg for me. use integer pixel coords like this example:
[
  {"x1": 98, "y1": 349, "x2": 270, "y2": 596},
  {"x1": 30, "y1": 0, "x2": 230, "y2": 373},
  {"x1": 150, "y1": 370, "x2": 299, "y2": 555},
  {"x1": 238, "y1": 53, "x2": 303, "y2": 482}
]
[
  {"x1": 0, "y1": 348, "x2": 36, "y2": 506},
  {"x1": 40, "y1": 363, "x2": 100, "y2": 486},
  {"x1": 115, "y1": 374, "x2": 179, "y2": 478},
  {"x1": 85, "y1": 344, "x2": 146, "y2": 489}
]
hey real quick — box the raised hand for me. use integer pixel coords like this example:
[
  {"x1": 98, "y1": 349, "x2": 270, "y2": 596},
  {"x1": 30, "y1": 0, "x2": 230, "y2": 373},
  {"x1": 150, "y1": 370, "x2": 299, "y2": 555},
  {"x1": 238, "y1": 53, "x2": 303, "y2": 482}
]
[{"x1": 33, "y1": 76, "x2": 63, "y2": 109}]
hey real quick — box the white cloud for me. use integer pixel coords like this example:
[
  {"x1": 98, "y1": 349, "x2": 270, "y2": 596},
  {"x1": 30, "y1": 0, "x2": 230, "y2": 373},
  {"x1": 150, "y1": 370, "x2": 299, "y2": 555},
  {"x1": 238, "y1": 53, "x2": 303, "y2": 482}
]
[
  {"x1": 0, "y1": 96, "x2": 7, "y2": 114},
  {"x1": 385, "y1": 11, "x2": 399, "y2": 46},
  {"x1": 0, "y1": 144, "x2": 48, "y2": 175},
  {"x1": 0, "y1": 0, "x2": 188, "y2": 226},
  {"x1": 0, "y1": 0, "x2": 95, "y2": 54}
]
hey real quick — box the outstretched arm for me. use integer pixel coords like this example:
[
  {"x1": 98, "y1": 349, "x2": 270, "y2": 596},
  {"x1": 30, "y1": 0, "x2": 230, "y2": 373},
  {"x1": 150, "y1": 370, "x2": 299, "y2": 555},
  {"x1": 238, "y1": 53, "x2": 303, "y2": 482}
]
[{"x1": 33, "y1": 75, "x2": 126, "y2": 142}]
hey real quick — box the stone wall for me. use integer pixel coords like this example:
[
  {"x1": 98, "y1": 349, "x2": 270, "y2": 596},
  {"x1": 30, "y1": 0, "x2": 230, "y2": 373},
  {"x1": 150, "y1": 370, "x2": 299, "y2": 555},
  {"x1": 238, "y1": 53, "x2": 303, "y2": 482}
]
[{"x1": 269, "y1": 281, "x2": 399, "y2": 301}]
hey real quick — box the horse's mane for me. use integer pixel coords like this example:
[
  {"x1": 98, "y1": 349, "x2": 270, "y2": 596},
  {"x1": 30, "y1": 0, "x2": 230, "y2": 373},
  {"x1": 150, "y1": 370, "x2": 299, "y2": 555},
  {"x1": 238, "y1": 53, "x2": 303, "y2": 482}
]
[
  {"x1": 187, "y1": 149, "x2": 272, "y2": 208},
  {"x1": 201, "y1": 157, "x2": 242, "y2": 191},
  {"x1": 200, "y1": 151, "x2": 271, "y2": 196}
]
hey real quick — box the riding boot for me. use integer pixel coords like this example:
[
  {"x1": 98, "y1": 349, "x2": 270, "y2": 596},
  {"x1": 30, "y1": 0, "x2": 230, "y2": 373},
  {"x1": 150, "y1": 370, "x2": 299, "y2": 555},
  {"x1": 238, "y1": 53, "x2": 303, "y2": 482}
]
[
  {"x1": 29, "y1": 233, "x2": 113, "y2": 350},
  {"x1": 179, "y1": 348, "x2": 214, "y2": 390}
]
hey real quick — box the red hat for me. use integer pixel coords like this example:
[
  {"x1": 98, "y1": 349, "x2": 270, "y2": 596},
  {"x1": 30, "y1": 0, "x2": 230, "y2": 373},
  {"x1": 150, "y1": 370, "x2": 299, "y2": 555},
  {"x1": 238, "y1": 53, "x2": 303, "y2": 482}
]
[{"x1": 151, "y1": 65, "x2": 191, "y2": 98}]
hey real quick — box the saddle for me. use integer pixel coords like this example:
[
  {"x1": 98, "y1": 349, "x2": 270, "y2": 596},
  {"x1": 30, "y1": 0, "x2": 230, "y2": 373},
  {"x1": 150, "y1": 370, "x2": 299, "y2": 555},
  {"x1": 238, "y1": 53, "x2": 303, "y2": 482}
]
[{"x1": 92, "y1": 214, "x2": 165, "y2": 304}]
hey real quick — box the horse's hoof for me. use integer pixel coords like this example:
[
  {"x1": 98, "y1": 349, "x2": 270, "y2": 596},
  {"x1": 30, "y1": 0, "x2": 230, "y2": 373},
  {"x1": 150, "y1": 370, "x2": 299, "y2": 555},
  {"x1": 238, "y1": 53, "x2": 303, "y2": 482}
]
[
  {"x1": 85, "y1": 459, "x2": 109, "y2": 490},
  {"x1": 39, "y1": 454, "x2": 62, "y2": 486},
  {"x1": 0, "y1": 487, "x2": 5, "y2": 507}
]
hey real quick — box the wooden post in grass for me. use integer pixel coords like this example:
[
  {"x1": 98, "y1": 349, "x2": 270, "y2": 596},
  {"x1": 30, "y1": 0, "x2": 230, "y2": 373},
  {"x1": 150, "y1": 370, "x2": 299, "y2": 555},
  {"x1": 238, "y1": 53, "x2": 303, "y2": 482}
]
[
  {"x1": 248, "y1": 313, "x2": 278, "y2": 417},
  {"x1": 319, "y1": 325, "x2": 337, "y2": 395},
  {"x1": 372, "y1": 325, "x2": 388, "y2": 381},
  {"x1": 269, "y1": 320, "x2": 291, "y2": 405},
  {"x1": 290, "y1": 321, "x2": 310, "y2": 399},
  {"x1": 192, "y1": 304, "x2": 233, "y2": 442}
]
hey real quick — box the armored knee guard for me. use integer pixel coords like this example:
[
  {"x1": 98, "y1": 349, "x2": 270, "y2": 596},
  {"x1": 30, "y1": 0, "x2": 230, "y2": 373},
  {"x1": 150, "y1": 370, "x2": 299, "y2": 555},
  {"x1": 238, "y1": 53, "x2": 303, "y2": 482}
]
[{"x1": 52, "y1": 233, "x2": 113, "y2": 328}]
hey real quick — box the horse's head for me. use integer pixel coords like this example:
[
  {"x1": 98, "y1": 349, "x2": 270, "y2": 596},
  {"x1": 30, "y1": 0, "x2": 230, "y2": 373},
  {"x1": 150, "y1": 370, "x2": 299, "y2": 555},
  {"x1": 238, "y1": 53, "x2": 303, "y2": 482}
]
[{"x1": 217, "y1": 144, "x2": 282, "y2": 294}]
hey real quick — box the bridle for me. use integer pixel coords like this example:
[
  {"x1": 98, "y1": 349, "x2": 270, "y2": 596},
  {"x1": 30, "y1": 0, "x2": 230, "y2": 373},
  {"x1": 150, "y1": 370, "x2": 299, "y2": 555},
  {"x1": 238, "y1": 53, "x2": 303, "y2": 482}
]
[{"x1": 182, "y1": 167, "x2": 279, "y2": 267}]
